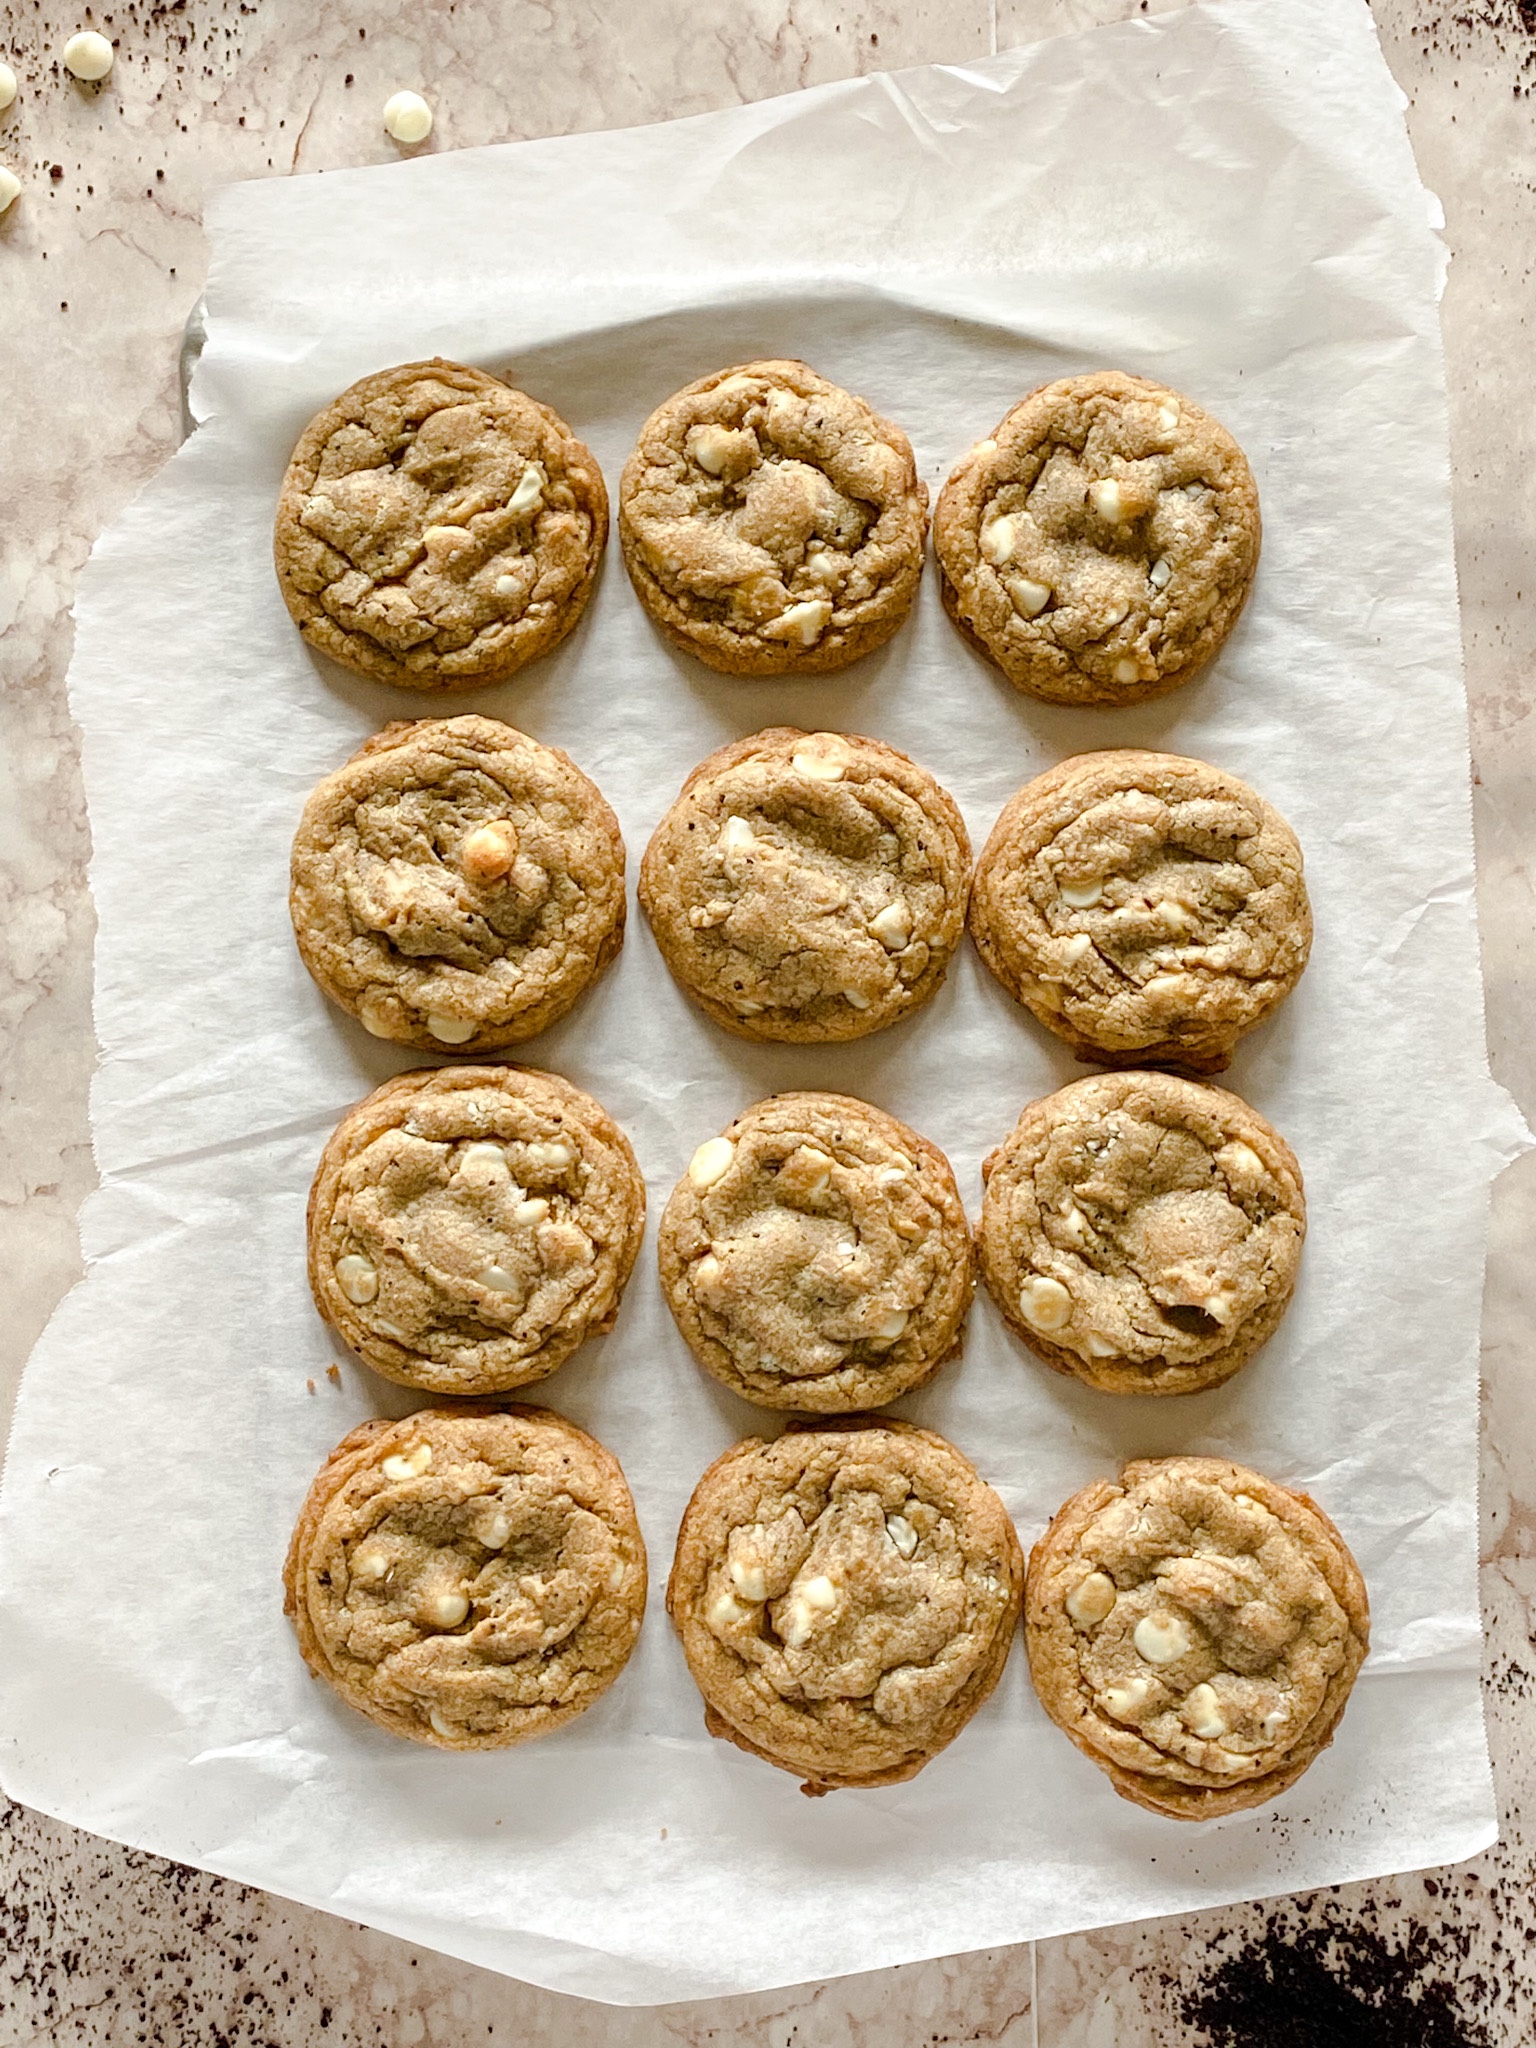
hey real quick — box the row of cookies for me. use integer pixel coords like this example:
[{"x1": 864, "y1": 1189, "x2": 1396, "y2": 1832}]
[
  {"x1": 275, "y1": 357, "x2": 1260, "y2": 706},
  {"x1": 307, "y1": 1063, "x2": 1302, "y2": 1406},
  {"x1": 291, "y1": 716, "x2": 1312, "y2": 1074},
  {"x1": 285, "y1": 1404, "x2": 1368, "y2": 1821}
]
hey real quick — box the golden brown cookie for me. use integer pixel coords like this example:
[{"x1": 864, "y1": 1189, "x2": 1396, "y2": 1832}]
[
  {"x1": 618, "y1": 360, "x2": 928, "y2": 675},
  {"x1": 284, "y1": 1406, "x2": 647, "y2": 1748},
  {"x1": 668, "y1": 1419, "x2": 1023, "y2": 1793},
  {"x1": 639, "y1": 727, "x2": 970, "y2": 1043},
  {"x1": 1025, "y1": 1457, "x2": 1369, "y2": 1819},
  {"x1": 290, "y1": 717, "x2": 625, "y2": 1054},
  {"x1": 969, "y1": 750, "x2": 1311, "y2": 1074},
  {"x1": 307, "y1": 1065, "x2": 645, "y2": 1396},
  {"x1": 274, "y1": 358, "x2": 607, "y2": 690},
  {"x1": 934, "y1": 373, "x2": 1260, "y2": 705},
  {"x1": 979, "y1": 1072, "x2": 1305, "y2": 1397},
  {"x1": 659, "y1": 1093, "x2": 973, "y2": 1412}
]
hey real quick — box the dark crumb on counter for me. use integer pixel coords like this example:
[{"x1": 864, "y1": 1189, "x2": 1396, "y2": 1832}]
[{"x1": 1406, "y1": 1, "x2": 1536, "y2": 96}]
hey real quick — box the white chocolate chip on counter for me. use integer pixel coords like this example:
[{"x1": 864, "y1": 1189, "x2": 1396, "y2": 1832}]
[
  {"x1": 427, "y1": 1013, "x2": 478, "y2": 1044},
  {"x1": 1005, "y1": 575, "x2": 1052, "y2": 618},
  {"x1": 460, "y1": 820, "x2": 519, "y2": 883},
  {"x1": 885, "y1": 1514, "x2": 919, "y2": 1558},
  {"x1": 870, "y1": 899, "x2": 913, "y2": 951},
  {"x1": 506, "y1": 464, "x2": 543, "y2": 518},
  {"x1": 1149, "y1": 556, "x2": 1173, "y2": 590},
  {"x1": 426, "y1": 1590, "x2": 469, "y2": 1629},
  {"x1": 791, "y1": 734, "x2": 849, "y2": 780},
  {"x1": 382, "y1": 89, "x2": 433, "y2": 144},
  {"x1": 1060, "y1": 876, "x2": 1104, "y2": 909},
  {"x1": 719, "y1": 815, "x2": 757, "y2": 855},
  {"x1": 0, "y1": 167, "x2": 19, "y2": 216},
  {"x1": 1089, "y1": 479, "x2": 1125, "y2": 523},
  {"x1": 63, "y1": 31, "x2": 114, "y2": 80},
  {"x1": 763, "y1": 599, "x2": 833, "y2": 647},
  {"x1": 0, "y1": 62, "x2": 16, "y2": 109},
  {"x1": 1183, "y1": 1682, "x2": 1227, "y2": 1738},
  {"x1": 334, "y1": 1254, "x2": 379, "y2": 1305},
  {"x1": 381, "y1": 1444, "x2": 433, "y2": 1482},
  {"x1": 980, "y1": 514, "x2": 1018, "y2": 566},
  {"x1": 351, "y1": 1547, "x2": 390, "y2": 1584},
  {"x1": 1019, "y1": 1274, "x2": 1073, "y2": 1332},
  {"x1": 688, "y1": 1136, "x2": 736, "y2": 1192},
  {"x1": 1133, "y1": 1612, "x2": 1191, "y2": 1665},
  {"x1": 1101, "y1": 1678, "x2": 1150, "y2": 1720},
  {"x1": 1065, "y1": 1571, "x2": 1118, "y2": 1626}
]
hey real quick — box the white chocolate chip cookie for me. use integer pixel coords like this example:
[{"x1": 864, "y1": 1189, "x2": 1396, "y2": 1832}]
[
  {"x1": 307, "y1": 1065, "x2": 645, "y2": 1395},
  {"x1": 284, "y1": 1407, "x2": 646, "y2": 1747},
  {"x1": 290, "y1": 717, "x2": 624, "y2": 1054},
  {"x1": 935, "y1": 373, "x2": 1260, "y2": 705},
  {"x1": 969, "y1": 750, "x2": 1311, "y2": 1074},
  {"x1": 668, "y1": 1419, "x2": 1023, "y2": 1792},
  {"x1": 618, "y1": 360, "x2": 928, "y2": 675},
  {"x1": 639, "y1": 727, "x2": 970, "y2": 1043},
  {"x1": 1025, "y1": 1457, "x2": 1369, "y2": 1819},
  {"x1": 979, "y1": 1071, "x2": 1305, "y2": 1396},
  {"x1": 274, "y1": 359, "x2": 607, "y2": 690},
  {"x1": 659, "y1": 1093, "x2": 974, "y2": 1411}
]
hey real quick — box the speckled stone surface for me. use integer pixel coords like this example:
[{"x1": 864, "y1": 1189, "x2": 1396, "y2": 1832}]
[{"x1": 1, "y1": 0, "x2": 1534, "y2": 2039}]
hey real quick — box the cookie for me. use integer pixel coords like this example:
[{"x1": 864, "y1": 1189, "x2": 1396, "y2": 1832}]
[
  {"x1": 307, "y1": 1065, "x2": 645, "y2": 1396},
  {"x1": 969, "y1": 750, "x2": 1311, "y2": 1074},
  {"x1": 933, "y1": 373, "x2": 1260, "y2": 705},
  {"x1": 284, "y1": 1406, "x2": 646, "y2": 1749},
  {"x1": 639, "y1": 727, "x2": 970, "y2": 1042},
  {"x1": 1024, "y1": 1457, "x2": 1369, "y2": 1820},
  {"x1": 274, "y1": 358, "x2": 607, "y2": 690},
  {"x1": 290, "y1": 716, "x2": 625, "y2": 1054},
  {"x1": 979, "y1": 1072, "x2": 1305, "y2": 1397},
  {"x1": 668, "y1": 1419, "x2": 1023, "y2": 1793},
  {"x1": 659, "y1": 1093, "x2": 973, "y2": 1412},
  {"x1": 618, "y1": 360, "x2": 928, "y2": 675}
]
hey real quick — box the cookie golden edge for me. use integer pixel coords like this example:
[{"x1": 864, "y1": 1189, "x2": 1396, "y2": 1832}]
[
  {"x1": 282, "y1": 1404, "x2": 648, "y2": 1749},
  {"x1": 658, "y1": 1091, "x2": 976, "y2": 1411},
  {"x1": 967, "y1": 748, "x2": 1312, "y2": 1076},
  {"x1": 306, "y1": 1064, "x2": 647, "y2": 1394},
  {"x1": 273, "y1": 357, "x2": 609, "y2": 692},
  {"x1": 932, "y1": 371, "x2": 1261, "y2": 707},
  {"x1": 617, "y1": 359, "x2": 929, "y2": 677},
  {"x1": 978, "y1": 1072, "x2": 1306, "y2": 1396},
  {"x1": 638, "y1": 725, "x2": 972, "y2": 1045},
  {"x1": 1024, "y1": 1456, "x2": 1369, "y2": 1820},
  {"x1": 289, "y1": 716, "x2": 627, "y2": 1057},
  {"x1": 666, "y1": 1417, "x2": 1024, "y2": 1795}
]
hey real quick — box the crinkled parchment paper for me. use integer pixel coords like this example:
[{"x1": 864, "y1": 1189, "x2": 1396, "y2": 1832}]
[{"x1": 1, "y1": 0, "x2": 1525, "y2": 2004}]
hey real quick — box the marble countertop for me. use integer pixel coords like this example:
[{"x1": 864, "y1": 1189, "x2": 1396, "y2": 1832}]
[{"x1": 2, "y1": 0, "x2": 1534, "y2": 2039}]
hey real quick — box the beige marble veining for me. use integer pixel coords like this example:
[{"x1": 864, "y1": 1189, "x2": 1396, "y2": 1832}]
[{"x1": 1, "y1": 0, "x2": 1534, "y2": 2039}]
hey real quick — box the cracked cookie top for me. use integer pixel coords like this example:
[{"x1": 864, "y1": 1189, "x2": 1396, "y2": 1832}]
[
  {"x1": 274, "y1": 359, "x2": 607, "y2": 690},
  {"x1": 618, "y1": 360, "x2": 928, "y2": 675},
  {"x1": 639, "y1": 727, "x2": 970, "y2": 1043},
  {"x1": 934, "y1": 372, "x2": 1260, "y2": 706},
  {"x1": 969, "y1": 750, "x2": 1311, "y2": 1074}
]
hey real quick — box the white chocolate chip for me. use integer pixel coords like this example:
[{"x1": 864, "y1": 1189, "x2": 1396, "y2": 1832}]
[
  {"x1": 874, "y1": 1164, "x2": 906, "y2": 1187},
  {"x1": 359, "y1": 998, "x2": 395, "y2": 1039},
  {"x1": 1209, "y1": 1751, "x2": 1248, "y2": 1773},
  {"x1": 1133, "y1": 1612, "x2": 1191, "y2": 1664},
  {"x1": 791, "y1": 736, "x2": 848, "y2": 780},
  {"x1": 1060, "y1": 876, "x2": 1104, "y2": 909},
  {"x1": 1183, "y1": 1682, "x2": 1227, "y2": 1738},
  {"x1": 803, "y1": 550, "x2": 846, "y2": 588},
  {"x1": 1233, "y1": 1493, "x2": 1265, "y2": 1512},
  {"x1": 688, "y1": 1136, "x2": 736, "y2": 1192},
  {"x1": 762, "y1": 599, "x2": 832, "y2": 646},
  {"x1": 1005, "y1": 575, "x2": 1052, "y2": 618},
  {"x1": 719, "y1": 815, "x2": 757, "y2": 855},
  {"x1": 804, "y1": 1575, "x2": 839, "y2": 1610},
  {"x1": 480, "y1": 1512, "x2": 512, "y2": 1550},
  {"x1": 1113, "y1": 658, "x2": 1141, "y2": 684},
  {"x1": 980, "y1": 514, "x2": 1018, "y2": 566},
  {"x1": 885, "y1": 1515, "x2": 919, "y2": 1559},
  {"x1": 1059, "y1": 1201, "x2": 1090, "y2": 1242},
  {"x1": 1101, "y1": 1678, "x2": 1150, "y2": 1720},
  {"x1": 373, "y1": 1319, "x2": 408, "y2": 1341},
  {"x1": 729, "y1": 1559, "x2": 767, "y2": 1602},
  {"x1": 1061, "y1": 933, "x2": 1094, "y2": 967},
  {"x1": 1141, "y1": 973, "x2": 1188, "y2": 1004},
  {"x1": 1157, "y1": 401, "x2": 1181, "y2": 432},
  {"x1": 0, "y1": 168, "x2": 19, "y2": 216},
  {"x1": 708, "y1": 1591, "x2": 748, "y2": 1628},
  {"x1": 1202, "y1": 1289, "x2": 1238, "y2": 1326},
  {"x1": 526, "y1": 1140, "x2": 574, "y2": 1171},
  {"x1": 1083, "y1": 1332, "x2": 1118, "y2": 1358},
  {"x1": 1104, "y1": 601, "x2": 1130, "y2": 629},
  {"x1": 335, "y1": 1254, "x2": 378, "y2": 1305},
  {"x1": 480, "y1": 1265, "x2": 519, "y2": 1293},
  {"x1": 351, "y1": 1548, "x2": 390, "y2": 1583},
  {"x1": 381, "y1": 1444, "x2": 432, "y2": 1482},
  {"x1": 0, "y1": 63, "x2": 16, "y2": 110},
  {"x1": 606, "y1": 1556, "x2": 626, "y2": 1592},
  {"x1": 1019, "y1": 1275, "x2": 1072, "y2": 1332},
  {"x1": 692, "y1": 1253, "x2": 725, "y2": 1305},
  {"x1": 1149, "y1": 556, "x2": 1173, "y2": 590},
  {"x1": 842, "y1": 989, "x2": 871, "y2": 1011},
  {"x1": 514, "y1": 1197, "x2": 550, "y2": 1226},
  {"x1": 1218, "y1": 1142, "x2": 1265, "y2": 1179},
  {"x1": 1066, "y1": 1571, "x2": 1118, "y2": 1626},
  {"x1": 870, "y1": 899, "x2": 912, "y2": 950},
  {"x1": 459, "y1": 1141, "x2": 509, "y2": 1176},
  {"x1": 791, "y1": 1146, "x2": 834, "y2": 1193},
  {"x1": 382, "y1": 89, "x2": 433, "y2": 143},
  {"x1": 494, "y1": 573, "x2": 520, "y2": 597},
  {"x1": 460, "y1": 821, "x2": 519, "y2": 882},
  {"x1": 1261, "y1": 1705, "x2": 1289, "y2": 1740},
  {"x1": 870, "y1": 1307, "x2": 909, "y2": 1345},
  {"x1": 687, "y1": 423, "x2": 739, "y2": 474},
  {"x1": 428, "y1": 1707, "x2": 455, "y2": 1738},
  {"x1": 735, "y1": 998, "x2": 765, "y2": 1015},
  {"x1": 427, "y1": 1013, "x2": 478, "y2": 1044},
  {"x1": 972, "y1": 439, "x2": 998, "y2": 459},
  {"x1": 427, "y1": 1590, "x2": 469, "y2": 1629},
  {"x1": 1089, "y1": 479, "x2": 1125, "y2": 523},
  {"x1": 423, "y1": 523, "x2": 473, "y2": 561},
  {"x1": 1158, "y1": 898, "x2": 1196, "y2": 932},
  {"x1": 63, "y1": 31, "x2": 114, "y2": 80},
  {"x1": 506, "y1": 465, "x2": 543, "y2": 518}
]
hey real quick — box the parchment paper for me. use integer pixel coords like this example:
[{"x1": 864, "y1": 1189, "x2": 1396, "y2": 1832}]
[{"x1": 0, "y1": 0, "x2": 1525, "y2": 2004}]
